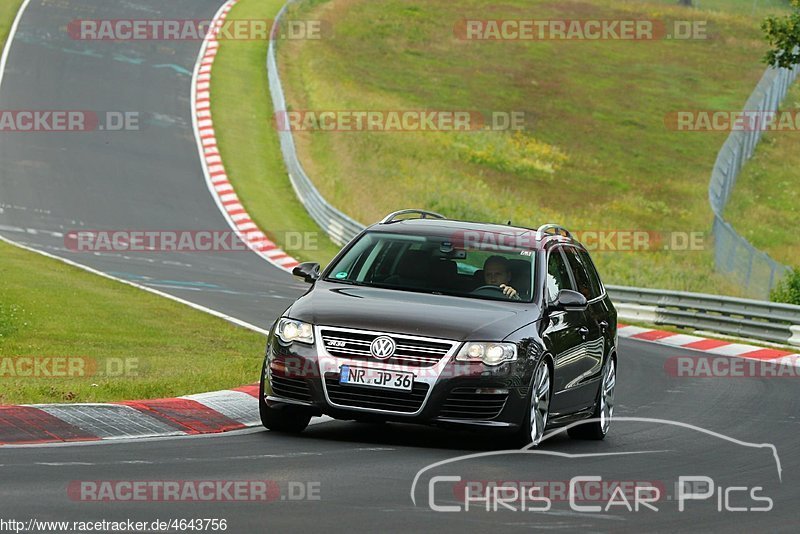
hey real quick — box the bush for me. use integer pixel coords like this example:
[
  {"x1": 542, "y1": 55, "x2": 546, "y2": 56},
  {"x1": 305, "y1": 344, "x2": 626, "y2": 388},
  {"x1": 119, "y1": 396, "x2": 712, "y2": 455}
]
[{"x1": 770, "y1": 267, "x2": 800, "y2": 305}]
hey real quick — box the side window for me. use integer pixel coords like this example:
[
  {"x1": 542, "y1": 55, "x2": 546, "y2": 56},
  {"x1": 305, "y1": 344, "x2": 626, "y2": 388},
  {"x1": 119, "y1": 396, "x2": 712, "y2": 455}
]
[
  {"x1": 579, "y1": 249, "x2": 604, "y2": 298},
  {"x1": 563, "y1": 247, "x2": 595, "y2": 300},
  {"x1": 546, "y1": 248, "x2": 573, "y2": 302}
]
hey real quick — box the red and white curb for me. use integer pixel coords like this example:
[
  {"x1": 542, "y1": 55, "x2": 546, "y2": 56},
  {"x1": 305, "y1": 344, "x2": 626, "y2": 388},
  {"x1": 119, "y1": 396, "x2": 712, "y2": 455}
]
[
  {"x1": 3, "y1": 324, "x2": 798, "y2": 445},
  {"x1": 619, "y1": 324, "x2": 800, "y2": 368},
  {"x1": 1, "y1": 384, "x2": 333, "y2": 446},
  {"x1": 192, "y1": 0, "x2": 300, "y2": 272},
  {"x1": 0, "y1": 385, "x2": 260, "y2": 446}
]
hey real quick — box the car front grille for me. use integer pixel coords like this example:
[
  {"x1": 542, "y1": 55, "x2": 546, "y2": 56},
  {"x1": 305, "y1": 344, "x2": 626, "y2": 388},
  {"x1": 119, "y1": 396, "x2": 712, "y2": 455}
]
[
  {"x1": 320, "y1": 328, "x2": 453, "y2": 368},
  {"x1": 324, "y1": 374, "x2": 429, "y2": 413},
  {"x1": 438, "y1": 388, "x2": 509, "y2": 420}
]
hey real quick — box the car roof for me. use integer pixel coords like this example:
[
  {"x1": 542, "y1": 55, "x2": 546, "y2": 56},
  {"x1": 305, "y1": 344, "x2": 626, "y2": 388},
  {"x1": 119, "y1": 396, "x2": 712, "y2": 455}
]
[
  {"x1": 366, "y1": 218, "x2": 583, "y2": 251},
  {"x1": 369, "y1": 218, "x2": 532, "y2": 235}
]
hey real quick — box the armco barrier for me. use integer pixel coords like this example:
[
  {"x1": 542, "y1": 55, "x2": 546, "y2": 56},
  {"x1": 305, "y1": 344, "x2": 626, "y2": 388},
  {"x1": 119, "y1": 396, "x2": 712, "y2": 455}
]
[
  {"x1": 267, "y1": 1, "x2": 364, "y2": 246},
  {"x1": 608, "y1": 285, "x2": 800, "y2": 347}
]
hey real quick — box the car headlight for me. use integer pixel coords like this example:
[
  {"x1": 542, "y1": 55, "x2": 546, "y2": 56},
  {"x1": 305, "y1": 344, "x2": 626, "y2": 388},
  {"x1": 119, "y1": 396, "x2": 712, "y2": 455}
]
[
  {"x1": 276, "y1": 318, "x2": 314, "y2": 345},
  {"x1": 456, "y1": 342, "x2": 517, "y2": 366}
]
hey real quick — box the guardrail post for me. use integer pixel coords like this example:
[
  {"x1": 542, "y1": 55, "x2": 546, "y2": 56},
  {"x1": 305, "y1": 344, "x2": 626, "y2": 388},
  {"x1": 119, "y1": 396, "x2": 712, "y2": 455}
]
[
  {"x1": 768, "y1": 265, "x2": 776, "y2": 292},
  {"x1": 790, "y1": 326, "x2": 800, "y2": 348}
]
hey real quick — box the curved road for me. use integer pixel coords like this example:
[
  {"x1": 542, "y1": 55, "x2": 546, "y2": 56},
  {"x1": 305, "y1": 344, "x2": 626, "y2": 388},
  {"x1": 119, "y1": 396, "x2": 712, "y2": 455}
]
[
  {"x1": 0, "y1": 1, "x2": 798, "y2": 532},
  {"x1": 0, "y1": 0, "x2": 306, "y2": 327}
]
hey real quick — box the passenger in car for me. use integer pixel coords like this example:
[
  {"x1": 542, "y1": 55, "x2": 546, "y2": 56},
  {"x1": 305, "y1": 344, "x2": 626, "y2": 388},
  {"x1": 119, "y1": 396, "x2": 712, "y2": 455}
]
[{"x1": 482, "y1": 256, "x2": 520, "y2": 300}]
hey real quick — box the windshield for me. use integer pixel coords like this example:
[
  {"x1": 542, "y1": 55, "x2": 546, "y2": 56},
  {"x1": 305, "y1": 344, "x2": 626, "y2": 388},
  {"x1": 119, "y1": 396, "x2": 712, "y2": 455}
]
[{"x1": 324, "y1": 231, "x2": 536, "y2": 302}]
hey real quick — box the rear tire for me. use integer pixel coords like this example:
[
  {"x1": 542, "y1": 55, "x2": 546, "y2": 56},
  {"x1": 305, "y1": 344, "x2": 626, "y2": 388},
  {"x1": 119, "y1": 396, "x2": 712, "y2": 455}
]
[
  {"x1": 568, "y1": 357, "x2": 615, "y2": 440},
  {"x1": 259, "y1": 361, "x2": 311, "y2": 434}
]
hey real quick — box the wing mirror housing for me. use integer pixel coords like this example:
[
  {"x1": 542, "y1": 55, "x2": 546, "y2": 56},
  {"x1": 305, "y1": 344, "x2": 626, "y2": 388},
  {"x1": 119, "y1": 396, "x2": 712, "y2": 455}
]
[
  {"x1": 552, "y1": 289, "x2": 588, "y2": 312},
  {"x1": 292, "y1": 262, "x2": 320, "y2": 284}
]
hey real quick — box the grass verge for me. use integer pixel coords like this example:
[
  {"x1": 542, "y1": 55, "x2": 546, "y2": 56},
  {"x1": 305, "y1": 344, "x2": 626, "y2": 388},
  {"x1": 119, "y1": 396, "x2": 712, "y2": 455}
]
[
  {"x1": 264, "y1": 0, "x2": 792, "y2": 296},
  {"x1": 0, "y1": 240, "x2": 265, "y2": 405},
  {"x1": 0, "y1": 0, "x2": 23, "y2": 45}
]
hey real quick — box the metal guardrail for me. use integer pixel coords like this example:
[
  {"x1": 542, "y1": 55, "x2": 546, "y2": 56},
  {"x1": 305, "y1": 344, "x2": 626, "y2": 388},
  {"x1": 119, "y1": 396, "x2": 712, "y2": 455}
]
[
  {"x1": 267, "y1": 1, "x2": 366, "y2": 246},
  {"x1": 265, "y1": 3, "x2": 799, "y2": 347},
  {"x1": 608, "y1": 285, "x2": 800, "y2": 347},
  {"x1": 709, "y1": 63, "x2": 800, "y2": 298}
]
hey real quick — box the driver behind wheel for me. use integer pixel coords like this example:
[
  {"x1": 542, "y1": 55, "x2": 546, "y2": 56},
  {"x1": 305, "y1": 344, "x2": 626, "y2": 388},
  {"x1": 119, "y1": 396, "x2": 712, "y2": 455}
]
[{"x1": 482, "y1": 256, "x2": 520, "y2": 300}]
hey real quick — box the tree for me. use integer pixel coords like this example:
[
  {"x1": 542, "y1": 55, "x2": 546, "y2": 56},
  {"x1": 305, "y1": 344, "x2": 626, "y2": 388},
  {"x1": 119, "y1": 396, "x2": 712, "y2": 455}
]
[
  {"x1": 763, "y1": 0, "x2": 800, "y2": 68},
  {"x1": 771, "y1": 267, "x2": 800, "y2": 305}
]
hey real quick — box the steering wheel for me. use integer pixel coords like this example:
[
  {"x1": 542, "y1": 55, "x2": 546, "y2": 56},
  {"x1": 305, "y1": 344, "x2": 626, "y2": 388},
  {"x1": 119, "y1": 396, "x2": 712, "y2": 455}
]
[{"x1": 472, "y1": 285, "x2": 506, "y2": 296}]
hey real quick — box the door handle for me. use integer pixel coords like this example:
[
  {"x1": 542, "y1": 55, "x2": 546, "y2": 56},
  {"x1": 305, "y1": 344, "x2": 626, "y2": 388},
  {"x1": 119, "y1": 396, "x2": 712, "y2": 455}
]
[{"x1": 579, "y1": 327, "x2": 589, "y2": 337}]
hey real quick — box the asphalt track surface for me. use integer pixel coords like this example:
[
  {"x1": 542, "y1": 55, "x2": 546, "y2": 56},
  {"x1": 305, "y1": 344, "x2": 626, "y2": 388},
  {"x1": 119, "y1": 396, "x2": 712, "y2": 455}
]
[
  {"x1": 0, "y1": 0, "x2": 306, "y2": 328},
  {"x1": 0, "y1": 1, "x2": 798, "y2": 532}
]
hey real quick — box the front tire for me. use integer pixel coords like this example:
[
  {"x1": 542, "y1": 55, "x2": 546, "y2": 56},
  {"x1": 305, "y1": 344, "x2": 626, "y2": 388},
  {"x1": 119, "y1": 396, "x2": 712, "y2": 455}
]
[
  {"x1": 515, "y1": 358, "x2": 551, "y2": 447},
  {"x1": 259, "y1": 361, "x2": 311, "y2": 434},
  {"x1": 568, "y1": 356, "x2": 615, "y2": 440}
]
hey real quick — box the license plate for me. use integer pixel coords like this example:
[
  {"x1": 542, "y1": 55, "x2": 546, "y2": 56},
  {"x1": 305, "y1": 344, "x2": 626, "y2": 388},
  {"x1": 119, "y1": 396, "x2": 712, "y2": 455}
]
[{"x1": 339, "y1": 365, "x2": 413, "y2": 392}]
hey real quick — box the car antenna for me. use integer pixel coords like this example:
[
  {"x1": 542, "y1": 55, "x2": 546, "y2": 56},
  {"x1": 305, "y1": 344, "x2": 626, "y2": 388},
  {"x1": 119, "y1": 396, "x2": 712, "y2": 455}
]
[{"x1": 506, "y1": 220, "x2": 512, "y2": 225}]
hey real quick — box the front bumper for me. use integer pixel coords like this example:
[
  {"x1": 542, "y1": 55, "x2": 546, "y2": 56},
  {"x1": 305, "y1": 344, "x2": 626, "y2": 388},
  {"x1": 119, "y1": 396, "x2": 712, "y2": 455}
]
[{"x1": 263, "y1": 329, "x2": 534, "y2": 431}]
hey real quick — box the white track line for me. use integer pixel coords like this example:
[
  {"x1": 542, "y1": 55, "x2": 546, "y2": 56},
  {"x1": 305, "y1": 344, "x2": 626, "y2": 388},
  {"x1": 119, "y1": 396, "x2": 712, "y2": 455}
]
[
  {"x1": 0, "y1": 0, "x2": 33, "y2": 93},
  {"x1": 0, "y1": 0, "x2": 270, "y2": 336},
  {"x1": 0, "y1": 235, "x2": 268, "y2": 335}
]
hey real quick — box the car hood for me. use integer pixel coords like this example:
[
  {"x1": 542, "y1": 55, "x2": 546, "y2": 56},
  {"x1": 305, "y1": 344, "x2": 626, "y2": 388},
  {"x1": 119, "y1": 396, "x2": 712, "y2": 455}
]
[{"x1": 286, "y1": 281, "x2": 539, "y2": 341}]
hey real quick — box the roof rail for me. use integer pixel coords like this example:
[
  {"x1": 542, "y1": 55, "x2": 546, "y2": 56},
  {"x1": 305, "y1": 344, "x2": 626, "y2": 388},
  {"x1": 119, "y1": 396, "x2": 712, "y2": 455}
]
[
  {"x1": 380, "y1": 209, "x2": 446, "y2": 224},
  {"x1": 535, "y1": 223, "x2": 572, "y2": 241}
]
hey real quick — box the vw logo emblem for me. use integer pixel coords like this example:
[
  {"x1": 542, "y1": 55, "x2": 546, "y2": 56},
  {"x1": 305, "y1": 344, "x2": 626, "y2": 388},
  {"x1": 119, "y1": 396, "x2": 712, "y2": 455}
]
[{"x1": 370, "y1": 336, "x2": 396, "y2": 360}]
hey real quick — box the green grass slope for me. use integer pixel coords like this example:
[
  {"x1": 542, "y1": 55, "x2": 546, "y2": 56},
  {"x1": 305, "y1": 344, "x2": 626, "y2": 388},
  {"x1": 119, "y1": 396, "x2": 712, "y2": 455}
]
[{"x1": 271, "y1": 0, "x2": 792, "y2": 294}]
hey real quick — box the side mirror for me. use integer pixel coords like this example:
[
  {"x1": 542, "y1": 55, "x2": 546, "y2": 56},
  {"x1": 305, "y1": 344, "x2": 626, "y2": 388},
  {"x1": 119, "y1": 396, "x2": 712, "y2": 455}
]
[
  {"x1": 292, "y1": 262, "x2": 320, "y2": 284},
  {"x1": 552, "y1": 289, "x2": 588, "y2": 312}
]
